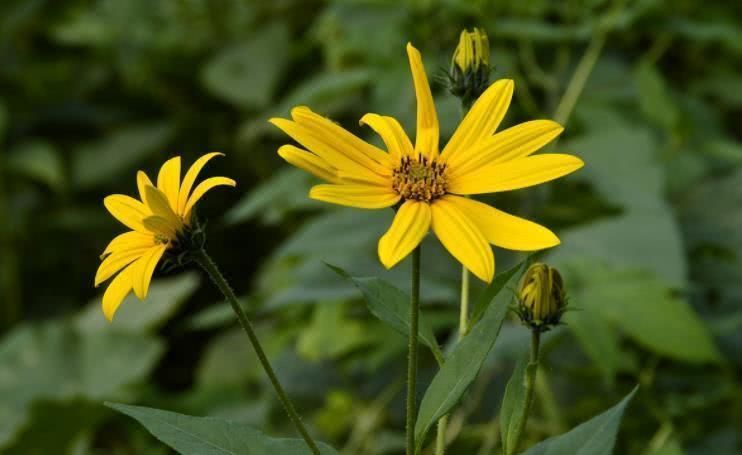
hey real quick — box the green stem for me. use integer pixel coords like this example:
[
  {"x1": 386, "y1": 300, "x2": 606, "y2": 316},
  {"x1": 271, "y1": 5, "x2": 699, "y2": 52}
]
[
  {"x1": 406, "y1": 246, "x2": 421, "y2": 455},
  {"x1": 194, "y1": 249, "x2": 321, "y2": 455},
  {"x1": 510, "y1": 330, "x2": 541, "y2": 455},
  {"x1": 435, "y1": 415, "x2": 448, "y2": 455},
  {"x1": 459, "y1": 267, "x2": 470, "y2": 339}
]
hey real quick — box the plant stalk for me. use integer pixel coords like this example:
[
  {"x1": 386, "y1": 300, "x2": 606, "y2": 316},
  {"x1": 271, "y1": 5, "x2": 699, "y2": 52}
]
[
  {"x1": 510, "y1": 330, "x2": 541, "y2": 455},
  {"x1": 194, "y1": 249, "x2": 321, "y2": 455},
  {"x1": 406, "y1": 246, "x2": 421, "y2": 455}
]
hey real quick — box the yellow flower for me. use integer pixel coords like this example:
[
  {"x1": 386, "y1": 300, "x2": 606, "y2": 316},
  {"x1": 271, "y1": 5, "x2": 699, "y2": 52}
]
[
  {"x1": 271, "y1": 44, "x2": 583, "y2": 283},
  {"x1": 453, "y1": 28, "x2": 489, "y2": 73},
  {"x1": 95, "y1": 153, "x2": 235, "y2": 320}
]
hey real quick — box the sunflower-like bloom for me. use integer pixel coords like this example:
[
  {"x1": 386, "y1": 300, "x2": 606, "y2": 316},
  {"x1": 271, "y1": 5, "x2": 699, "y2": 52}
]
[
  {"x1": 271, "y1": 44, "x2": 583, "y2": 283},
  {"x1": 95, "y1": 153, "x2": 235, "y2": 320}
]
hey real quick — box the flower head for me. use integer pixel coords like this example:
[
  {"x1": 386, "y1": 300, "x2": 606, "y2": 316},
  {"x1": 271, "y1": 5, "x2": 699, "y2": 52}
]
[
  {"x1": 271, "y1": 43, "x2": 583, "y2": 283},
  {"x1": 515, "y1": 263, "x2": 567, "y2": 332},
  {"x1": 95, "y1": 153, "x2": 235, "y2": 320}
]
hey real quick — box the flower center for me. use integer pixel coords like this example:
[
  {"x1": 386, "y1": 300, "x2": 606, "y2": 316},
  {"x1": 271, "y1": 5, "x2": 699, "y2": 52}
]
[{"x1": 392, "y1": 155, "x2": 448, "y2": 202}]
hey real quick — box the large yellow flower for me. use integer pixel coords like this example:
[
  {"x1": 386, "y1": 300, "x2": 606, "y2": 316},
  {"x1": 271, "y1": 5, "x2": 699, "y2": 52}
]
[
  {"x1": 271, "y1": 44, "x2": 583, "y2": 283},
  {"x1": 95, "y1": 154, "x2": 235, "y2": 320}
]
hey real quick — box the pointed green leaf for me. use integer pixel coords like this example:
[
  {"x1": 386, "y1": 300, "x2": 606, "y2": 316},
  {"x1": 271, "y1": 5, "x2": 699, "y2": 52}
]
[
  {"x1": 327, "y1": 264, "x2": 443, "y2": 364},
  {"x1": 106, "y1": 402, "x2": 338, "y2": 455},
  {"x1": 522, "y1": 387, "x2": 638, "y2": 455},
  {"x1": 500, "y1": 353, "x2": 529, "y2": 455},
  {"x1": 413, "y1": 264, "x2": 521, "y2": 451}
]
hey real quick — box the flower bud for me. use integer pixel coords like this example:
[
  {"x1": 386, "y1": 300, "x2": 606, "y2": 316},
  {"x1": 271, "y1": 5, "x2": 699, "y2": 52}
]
[
  {"x1": 448, "y1": 28, "x2": 491, "y2": 107},
  {"x1": 515, "y1": 263, "x2": 567, "y2": 332}
]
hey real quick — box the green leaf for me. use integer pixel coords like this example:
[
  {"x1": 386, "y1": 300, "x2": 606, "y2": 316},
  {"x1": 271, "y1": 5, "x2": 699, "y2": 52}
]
[
  {"x1": 635, "y1": 63, "x2": 679, "y2": 130},
  {"x1": 225, "y1": 169, "x2": 321, "y2": 225},
  {"x1": 500, "y1": 353, "x2": 529, "y2": 455},
  {"x1": 297, "y1": 303, "x2": 374, "y2": 361},
  {"x1": 74, "y1": 273, "x2": 199, "y2": 333},
  {"x1": 563, "y1": 262, "x2": 721, "y2": 364},
  {"x1": 6, "y1": 140, "x2": 65, "y2": 190},
  {"x1": 470, "y1": 259, "x2": 527, "y2": 324},
  {"x1": 562, "y1": 305, "x2": 624, "y2": 385},
  {"x1": 550, "y1": 208, "x2": 687, "y2": 287},
  {"x1": 237, "y1": 70, "x2": 370, "y2": 144},
  {"x1": 413, "y1": 265, "x2": 519, "y2": 451},
  {"x1": 327, "y1": 264, "x2": 442, "y2": 364},
  {"x1": 0, "y1": 322, "x2": 163, "y2": 447},
  {"x1": 201, "y1": 23, "x2": 290, "y2": 109},
  {"x1": 521, "y1": 387, "x2": 639, "y2": 455},
  {"x1": 106, "y1": 402, "x2": 339, "y2": 455},
  {"x1": 72, "y1": 123, "x2": 173, "y2": 189}
]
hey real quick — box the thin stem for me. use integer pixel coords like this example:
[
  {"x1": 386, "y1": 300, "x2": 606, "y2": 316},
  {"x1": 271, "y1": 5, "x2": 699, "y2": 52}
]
[
  {"x1": 459, "y1": 267, "x2": 470, "y2": 339},
  {"x1": 435, "y1": 415, "x2": 448, "y2": 455},
  {"x1": 406, "y1": 246, "x2": 421, "y2": 455},
  {"x1": 510, "y1": 330, "x2": 541, "y2": 455},
  {"x1": 194, "y1": 249, "x2": 321, "y2": 455}
]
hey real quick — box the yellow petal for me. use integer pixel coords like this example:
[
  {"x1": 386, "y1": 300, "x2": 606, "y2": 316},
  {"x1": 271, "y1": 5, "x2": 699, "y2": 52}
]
[
  {"x1": 291, "y1": 107, "x2": 393, "y2": 169},
  {"x1": 278, "y1": 145, "x2": 340, "y2": 183},
  {"x1": 309, "y1": 184, "x2": 401, "y2": 209},
  {"x1": 137, "y1": 171, "x2": 154, "y2": 202},
  {"x1": 446, "y1": 196, "x2": 560, "y2": 251},
  {"x1": 359, "y1": 113, "x2": 413, "y2": 162},
  {"x1": 406, "y1": 43, "x2": 439, "y2": 160},
  {"x1": 95, "y1": 247, "x2": 150, "y2": 286},
  {"x1": 101, "y1": 231, "x2": 154, "y2": 257},
  {"x1": 448, "y1": 154, "x2": 584, "y2": 195},
  {"x1": 183, "y1": 176, "x2": 236, "y2": 218},
  {"x1": 378, "y1": 200, "x2": 431, "y2": 268},
  {"x1": 104, "y1": 195, "x2": 150, "y2": 232},
  {"x1": 447, "y1": 120, "x2": 564, "y2": 179},
  {"x1": 270, "y1": 118, "x2": 390, "y2": 185},
  {"x1": 143, "y1": 216, "x2": 177, "y2": 239},
  {"x1": 157, "y1": 156, "x2": 181, "y2": 211},
  {"x1": 177, "y1": 152, "x2": 224, "y2": 215},
  {"x1": 443, "y1": 79, "x2": 514, "y2": 166},
  {"x1": 131, "y1": 244, "x2": 167, "y2": 300},
  {"x1": 144, "y1": 185, "x2": 182, "y2": 230},
  {"x1": 102, "y1": 263, "x2": 134, "y2": 321},
  {"x1": 430, "y1": 196, "x2": 494, "y2": 283}
]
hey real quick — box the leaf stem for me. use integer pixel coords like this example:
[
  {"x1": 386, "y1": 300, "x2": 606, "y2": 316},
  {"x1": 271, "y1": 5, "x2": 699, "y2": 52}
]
[
  {"x1": 406, "y1": 246, "x2": 421, "y2": 455},
  {"x1": 510, "y1": 330, "x2": 541, "y2": 455},
  {"x1": 194, "y1": 249, "x2": 321, "y2": 455}
]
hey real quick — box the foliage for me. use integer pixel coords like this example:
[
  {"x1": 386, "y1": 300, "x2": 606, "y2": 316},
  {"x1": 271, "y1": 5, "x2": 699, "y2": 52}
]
[{"x1": 1, "y1": 0, "x2": 741, "y2": 453}]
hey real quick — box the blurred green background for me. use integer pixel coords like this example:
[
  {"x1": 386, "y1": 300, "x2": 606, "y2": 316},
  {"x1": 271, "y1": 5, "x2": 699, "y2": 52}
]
[{"x1": 1, "y1": 0, "x2": 741, "y2": 453}]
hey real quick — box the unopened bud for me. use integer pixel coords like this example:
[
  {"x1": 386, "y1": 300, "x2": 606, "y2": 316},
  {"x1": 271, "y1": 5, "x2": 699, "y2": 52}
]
[
  {"x1": 448, "y1": 28, "x2": 491, "y2": 108},
  {"x1": 515, "y1": 263, "x2": 567, "y2": 332}
]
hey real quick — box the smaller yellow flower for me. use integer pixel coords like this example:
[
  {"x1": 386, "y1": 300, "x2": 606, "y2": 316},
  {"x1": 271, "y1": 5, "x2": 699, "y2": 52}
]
[
  {"x1": 453, "y1": 28, "x2": 489, "y2": 73},
  {"x1": 517, "y1": 263, "x2": 566, "y2": 331},
  {"x1": 95, "y1": 153, "x2": 235, "y2": 321}
]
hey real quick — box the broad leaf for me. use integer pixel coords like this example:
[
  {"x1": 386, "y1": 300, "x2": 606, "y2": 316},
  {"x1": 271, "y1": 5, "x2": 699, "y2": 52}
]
[
  {"x1": 413, "y1": 265, "x2": 520, "y2": 451},
  {"x1": 0, "y1": 322, "x2": 163, "y2": 447},
  {"x1": 75, "y1": 273, "x2": 199, "y2": 333},
  {"x1": 107, "y1": 402, "x2": 338, "y2": 455},
  {"x1": 563, "y1": 262, "x2": 721, "y2": 363},
  {"x1": 201, "y1": 23, "x2": 290, "y2": 109},
  {"x1": 72, "y1": 123, "x2": 173, "y2": 189},
  {"x1": 328, "y1": 264, "x2": 443, "y2": 363},
  {"x1": 522, "y1": 387, "x2": 638, "y2": 455}
]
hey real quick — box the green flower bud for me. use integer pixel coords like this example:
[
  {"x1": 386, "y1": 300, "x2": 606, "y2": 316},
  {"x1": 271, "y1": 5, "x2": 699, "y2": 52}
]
[
  {"x1": 515, "y1": 263, "x2": 567, "y2": 332},
  {"x1": 448, "y1": 28, "x2": 491, "y2": 108}
]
